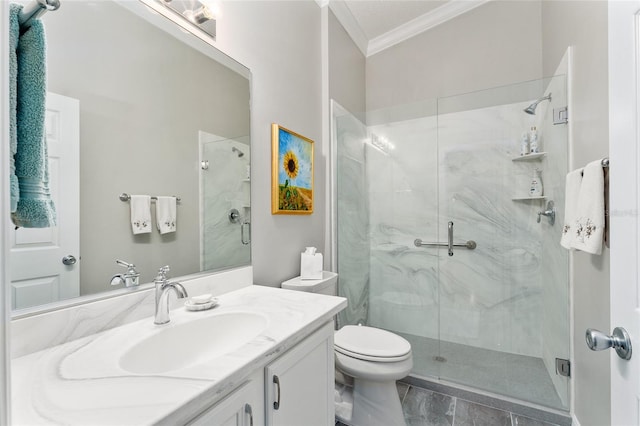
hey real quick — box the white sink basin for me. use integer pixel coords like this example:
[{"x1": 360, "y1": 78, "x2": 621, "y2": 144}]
[{"x1": 119, "y1": 312, "x2": 268, "y2": 374}]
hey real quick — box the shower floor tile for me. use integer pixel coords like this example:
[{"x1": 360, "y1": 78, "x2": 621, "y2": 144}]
[{"x1": 397, "y1": 332, "x2": 566, "y2": 411}]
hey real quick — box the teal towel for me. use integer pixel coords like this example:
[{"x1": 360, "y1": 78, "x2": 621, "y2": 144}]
[
  {"x1": 12, "y1": 9, "x2": 56, "y2": 228},
  {"x1": 9, "y1": 4, "x2": 20, "y2": 212}
]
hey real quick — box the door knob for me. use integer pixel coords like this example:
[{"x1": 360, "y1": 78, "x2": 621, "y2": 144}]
[
  {"x1": 62, "y1": 255, "x2": 77, "y2": 266},
  {"x1": 586, "y1": 327, "x2": 632, "y2": 360}
]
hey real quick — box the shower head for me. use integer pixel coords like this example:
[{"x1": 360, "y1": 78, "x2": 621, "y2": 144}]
[
  {"x1": 232, "y1": 147, "x2": 245, "y2": 157},
  {"x1": 524, "y1": 93, "x2": 552, "y2": 115}
]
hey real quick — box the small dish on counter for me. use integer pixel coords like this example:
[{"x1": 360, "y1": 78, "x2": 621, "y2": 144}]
[{"x1": 185, "y1": 297, "x2": 219, "y2": 311}]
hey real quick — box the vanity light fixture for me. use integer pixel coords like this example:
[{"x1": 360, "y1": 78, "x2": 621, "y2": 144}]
[
  {"x1": 183, "y1": 4, "x2": 214, "y2": 24},
  {"x1": 157, "y1": 0, "x2": 217, "y2": 39}
]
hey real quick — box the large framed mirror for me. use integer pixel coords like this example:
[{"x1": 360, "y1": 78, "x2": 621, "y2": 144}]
[{"x1": 10, "y1": 0, "x2": 251, "y2": 315}]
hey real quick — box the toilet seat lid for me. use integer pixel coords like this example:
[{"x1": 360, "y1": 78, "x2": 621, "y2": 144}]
[{"x1": 334, "y1": 325, "x2": 411, "y2": 361}]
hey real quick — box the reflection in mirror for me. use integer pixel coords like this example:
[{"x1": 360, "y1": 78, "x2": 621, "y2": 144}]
[
  {"x1": 10, "y1": 0, "x2": 251, "y2": 313},
  {"x1": 200, "y1": 132, "x2": 251, "y2": 271}
]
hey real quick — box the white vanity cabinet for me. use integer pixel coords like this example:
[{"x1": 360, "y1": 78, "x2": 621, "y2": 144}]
[
  {"x1": 187, "y1": 320, "x2": 335, "y2": 426},
  {"x1": 265, "y1": 321, "x2": 335, "y2": 426},
  {"x1": 187, "y1": 371, "x2": 265, "y2": 426}
]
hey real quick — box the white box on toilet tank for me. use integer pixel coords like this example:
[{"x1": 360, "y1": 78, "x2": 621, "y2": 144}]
[{"x1": 281, "y1": 271, "x2": 338, "y2": 296}]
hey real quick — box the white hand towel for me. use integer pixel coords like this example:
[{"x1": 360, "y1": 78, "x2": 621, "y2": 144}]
[
  {"x1": 571, "y1": 160, "x2": 605, "y2": 255},
  {"x1": 560, "y1": 168, "x2": 583, "y2": 249},
  {"x1": 130, "y1": 195, "x2": 151, "y2": 235},
  {"x1": 156, "y1": 196, "x2": 177, "y2": 234}
]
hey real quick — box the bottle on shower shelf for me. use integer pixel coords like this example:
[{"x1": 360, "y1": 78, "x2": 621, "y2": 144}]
[
  {"x1": 529, "y1": 126, "x2": 540, "y2": 153},
  {"x1": 529, "y1": 168, "x2": 543, "y2": 197},
  {"x1": 520, "y1": 132, "x2": 530, "y2": 156}
]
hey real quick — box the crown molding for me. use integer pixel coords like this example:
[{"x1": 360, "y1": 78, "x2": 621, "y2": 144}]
[
  {"x1": 328, "y1": 0, "x2": 369, "y2": 57},
  {"x1": 367, "y1": 0, "x2": 492, "y2": 57}
]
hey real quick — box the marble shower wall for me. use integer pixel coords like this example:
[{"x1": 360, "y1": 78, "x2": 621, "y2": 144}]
[{"x1": 366, "y1": 99, "x2": 568, "y2": 361}]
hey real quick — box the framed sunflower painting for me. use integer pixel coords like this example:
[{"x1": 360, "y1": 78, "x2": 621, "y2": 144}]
[{"x1": 271, "y1": 124, "x2": 314, "y2": 214}]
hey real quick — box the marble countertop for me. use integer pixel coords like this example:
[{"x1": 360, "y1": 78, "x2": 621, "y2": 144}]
[{"x1": 11, "y1": 286, "x2": 347, "y2": 425}]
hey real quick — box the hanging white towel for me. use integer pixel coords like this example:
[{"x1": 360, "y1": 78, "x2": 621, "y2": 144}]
[
  {"x1": 560, "y1": 168, "x2": 583, "y2": 249},
  {"x1": 571, "y1": 160, "x2": 605, "y2": 255},
  {"x1": 156, "y1": 196, "x2": 177, "y2": 234},
  {"x1": 130, "y1": 195, "x2": 152, "y2": 235}
]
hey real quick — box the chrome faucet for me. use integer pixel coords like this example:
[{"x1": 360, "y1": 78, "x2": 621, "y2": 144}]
[
  {"x1": 110, "y1": 259, "x2": 140, "y2": 288},
  {"x1": 154, "y1": 265, "x2": 188, "y2": 325}
]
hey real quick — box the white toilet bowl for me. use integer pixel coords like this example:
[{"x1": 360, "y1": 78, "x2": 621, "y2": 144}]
[
  {"x1": 334, "y1": 325, "x2": 413, "y2": 426},
  {"x1": 281, "y1": 272, "x2": 412, "y2": 425}
]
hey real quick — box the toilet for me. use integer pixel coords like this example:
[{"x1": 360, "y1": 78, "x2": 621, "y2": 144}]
[{"x1": 282, "y1": 272, "x2": 413, "y2": 426}]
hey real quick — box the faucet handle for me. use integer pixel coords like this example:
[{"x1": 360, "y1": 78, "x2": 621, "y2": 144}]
[
  {"x1": 114, "y1": 259, "x2": 140, "y2": 287},
  {"x1": 155, "y1": 265, "x2": 171, "y2": 282},
  {"x1": 116, "y1": 259, "x2": 135, "y2": 271}
]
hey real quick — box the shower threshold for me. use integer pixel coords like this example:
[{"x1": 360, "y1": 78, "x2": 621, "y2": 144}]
[{"x1": 397, "y1": 332, "x2": 568, "y2": 413}]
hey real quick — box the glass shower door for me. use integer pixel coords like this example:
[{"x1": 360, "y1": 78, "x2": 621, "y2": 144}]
[
  {"x1": 364, "y1": 100, "x2": 442, "y2": 379},
  {"x1": 435, "y1": 77, "x2": 570, "y2": 410}
]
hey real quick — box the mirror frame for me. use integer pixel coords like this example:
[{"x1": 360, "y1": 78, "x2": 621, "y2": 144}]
[{"x1": 8, "y1": 0, "x2": 252, "y2": 320}]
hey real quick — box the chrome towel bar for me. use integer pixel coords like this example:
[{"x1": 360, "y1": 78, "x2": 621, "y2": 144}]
[{"x1": 119, "y1": 193, "x2": 181, "y2": 203}]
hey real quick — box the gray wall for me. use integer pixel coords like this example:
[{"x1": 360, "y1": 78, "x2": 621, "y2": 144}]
[
  {"x1": 328, "y1": 9, "x2": 366, "y2": 122},
  {"x1": 541, "y1": 2, "x2": 611, "y2": 425},
  {"x1": 366, "y1": 0, "x2": 543, "y2": 111},
  {"x1": 45, "y1": 1, "x2": 250, "y2": 294},
  {"x1": 212, "y1": 2, "x2": 324, "y2": 286}
]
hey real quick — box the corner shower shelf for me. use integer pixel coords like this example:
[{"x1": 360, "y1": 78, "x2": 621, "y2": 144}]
[
  {"x1": 512, "y1": 196, "x2": 546, "y2": 201},
  {"x1": 512, "y1": 152, "x2": 547, "y2": 162}
]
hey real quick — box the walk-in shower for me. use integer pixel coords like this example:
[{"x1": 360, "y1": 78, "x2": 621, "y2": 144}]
[{"x1": 331, "y1": 75, "x2": 569, "y2": 412}]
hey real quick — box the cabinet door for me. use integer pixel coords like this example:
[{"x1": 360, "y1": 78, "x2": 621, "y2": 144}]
[
  {"x1": 188, "y1": 371, "x2": 264, "y2": 426},
  {"x1": 265, "y1": 321, "x2": 334, "y2": 426}
]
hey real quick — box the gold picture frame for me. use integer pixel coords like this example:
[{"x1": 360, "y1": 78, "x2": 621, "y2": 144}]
[{"x1": 271, "y1": 124, "x2": 314, "y2": 214}]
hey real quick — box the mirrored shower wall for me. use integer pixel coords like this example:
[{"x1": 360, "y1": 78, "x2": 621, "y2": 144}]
[{"x1": 332, "y1": 76, "x2": 569, "y2": 411}]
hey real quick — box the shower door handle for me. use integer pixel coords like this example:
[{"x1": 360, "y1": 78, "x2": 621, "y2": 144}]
[
  {"x1": 414, "y1": 220, "x2": 477, "y2": 255},
  {"x1": 241, "y1": 221, "x2": 251, "y2": 245}
]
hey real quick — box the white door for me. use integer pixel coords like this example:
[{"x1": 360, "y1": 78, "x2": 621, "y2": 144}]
[
  {"x1": 10, "y1": 93, "x2": 80, "y2": 310},
  {"x1": 609, "y1": 2, "x2": 640, "y2": 425}
]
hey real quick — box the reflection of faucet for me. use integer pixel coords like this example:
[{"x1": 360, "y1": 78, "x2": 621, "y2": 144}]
[
  {"x1": 154, "y1": 265, "x2": 188, "y2": 325},
  {"x1": 110, "y1": 259, "x2": 140, "y2": 288}
]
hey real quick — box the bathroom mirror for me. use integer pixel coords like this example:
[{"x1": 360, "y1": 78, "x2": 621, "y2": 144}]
[{"x1": 10, "y1": 0, "x2": 251, "y2": 313}]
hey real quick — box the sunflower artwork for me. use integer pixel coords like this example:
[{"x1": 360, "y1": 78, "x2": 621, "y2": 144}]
[{"x1": 271, "y1": 124, "x2": 314, "y2": 214}]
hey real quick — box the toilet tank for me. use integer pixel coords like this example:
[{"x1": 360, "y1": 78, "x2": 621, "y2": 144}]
[{"x1": 281, "y1": 271, "x2": 338, "y2": 296}]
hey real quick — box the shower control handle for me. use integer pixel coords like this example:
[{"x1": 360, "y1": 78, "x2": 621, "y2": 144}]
[
  {"x1": 537, "y1": 201, "x2": 556, "y2": 225},
  {"x1": 447, "y1": 221, "x2": 454, "y2": 256},
  {"x1": 229, "y1": 208, "x2": 241, "y2": 224},
  {"x1": 586, "y1": 327, "x2": 632, "y2": 360}
]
